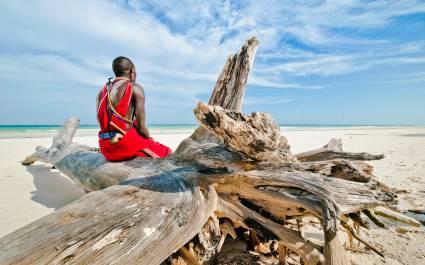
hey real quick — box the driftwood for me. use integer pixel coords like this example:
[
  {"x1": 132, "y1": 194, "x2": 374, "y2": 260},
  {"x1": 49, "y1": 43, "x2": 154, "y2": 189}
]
[
  {"x1": 0, "y1": 37, "x2": 413, "y2": 265},
  {"x1": 296, "y1": 138, "x2": 385, "y2": 162}
]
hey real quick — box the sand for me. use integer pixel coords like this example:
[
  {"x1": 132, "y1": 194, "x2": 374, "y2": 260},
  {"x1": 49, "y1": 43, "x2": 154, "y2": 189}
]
[{"x1": 1, "y1": 126, "x2": 424, "y2": 264}]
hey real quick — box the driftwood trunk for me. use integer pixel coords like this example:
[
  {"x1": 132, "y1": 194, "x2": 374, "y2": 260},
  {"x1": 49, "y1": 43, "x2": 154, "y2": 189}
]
[{"x1": 0, "y1": 37, "x2": 416, "y2": 265}]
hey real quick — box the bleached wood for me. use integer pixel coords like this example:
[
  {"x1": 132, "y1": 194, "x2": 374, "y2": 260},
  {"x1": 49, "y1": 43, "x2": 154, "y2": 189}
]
[
  {"x1": 208, "y1": 36, "x2": 259, "y2": 111},
  {"x1": 0, "y1": 37, "x2": 260, "y2": 265},
  {"x1": 0, "y1": 177, "x2": 217, "y2": 265},
  {"x1": 194, "y1": 102, "x2": 296, "y2": 163},
  {"x1": 217, "y1": 198, "x2": 324, "y2": 265},
  {"x1": 374, "y1": 206, "x2": 421, "y2": 227},
  {"x1": 296, "y1": 138, "x2": 384, "y2": 162},
  {"x1": 190, "y1": 36, "x2": 259, "y2": 144},
  {"x1": 298, "y1": 159, "x2": 372, "y2": 183},
  {"x1": 0, "y1": 37, "x2": 406, "y2": 265}
]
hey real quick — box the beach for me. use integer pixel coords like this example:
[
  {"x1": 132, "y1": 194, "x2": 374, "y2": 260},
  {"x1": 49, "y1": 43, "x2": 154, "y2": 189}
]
[{"x1": 1, "y1": 125, "x2": 424, "y2": 264}]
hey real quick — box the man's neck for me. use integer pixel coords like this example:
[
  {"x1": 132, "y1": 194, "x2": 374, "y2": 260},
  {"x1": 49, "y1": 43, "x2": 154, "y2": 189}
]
[{"x1": 115, "y1": 76, "x2": 130, "y2": 81}]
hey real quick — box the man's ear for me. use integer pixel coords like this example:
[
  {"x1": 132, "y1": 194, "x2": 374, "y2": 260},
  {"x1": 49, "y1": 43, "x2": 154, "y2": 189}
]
[{"x1": 130, "y1": 69, "x2": 136, "y2": 82}]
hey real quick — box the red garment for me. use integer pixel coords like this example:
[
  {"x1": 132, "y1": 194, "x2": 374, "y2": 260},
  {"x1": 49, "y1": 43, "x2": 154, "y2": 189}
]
[
  {"x1": 97, "y1": 80, "x2": 133, "y2": 133},
  {"x1": 97, "y1": 81, "x2": 172, "y2": 161}
]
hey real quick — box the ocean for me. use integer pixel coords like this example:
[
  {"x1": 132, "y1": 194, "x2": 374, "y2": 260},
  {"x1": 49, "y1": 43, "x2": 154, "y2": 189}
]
[
  {"x1": 0, "y1": 124, "x2": 197, "y2": 139},
  {"x1": 0, "y1": 124, "x2": 411, "y2": 139}
]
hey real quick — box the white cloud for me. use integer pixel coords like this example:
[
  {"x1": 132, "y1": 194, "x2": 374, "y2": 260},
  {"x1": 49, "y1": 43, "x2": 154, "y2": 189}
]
[
  {"x1": 244, "y1": 96, "x2": 293, "y2": 105},
  {"x1": 257, "y1": 40, "x2": 425, "y2": 77},
  {"x1": 248, "y1": 75, "x2": 323, "y2": 89},
  {"x1": 0, "y1": 53, "x2": 105, "y2": 87},
  {"x1": 2, "y1": 0, "x2": 424, "y2": 86},
  {"x1": 383, "y1": 71, "x2": 425, "y2": 84},
  {"x1": 0, "y1": 0, "x2": 424, "y2": 123},
  {"x1": 261, "y1": 55, "x2": 355, "y2": 76}
]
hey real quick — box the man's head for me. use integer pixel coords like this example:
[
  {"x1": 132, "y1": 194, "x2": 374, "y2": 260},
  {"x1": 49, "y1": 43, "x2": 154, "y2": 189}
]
[{"x1": 112, "y1": 56, "x2": 136, "y2": 81}]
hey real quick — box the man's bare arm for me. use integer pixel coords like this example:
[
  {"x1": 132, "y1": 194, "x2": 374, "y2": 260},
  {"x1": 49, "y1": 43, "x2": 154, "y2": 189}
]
[
  {"x1": 132, "y1": 83, "x2": 150, "y2": 139},
  {"x1": 96, "y1": 89, "x2": 102, "y2": 111}
]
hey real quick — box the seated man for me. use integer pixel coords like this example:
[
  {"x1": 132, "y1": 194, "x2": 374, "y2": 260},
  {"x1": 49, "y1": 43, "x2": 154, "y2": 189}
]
[{"x1": 96, "y1": 56, "x2": 172, "y2": 161}]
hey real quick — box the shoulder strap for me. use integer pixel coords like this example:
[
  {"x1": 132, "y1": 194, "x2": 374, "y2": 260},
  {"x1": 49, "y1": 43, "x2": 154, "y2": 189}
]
[
  {"x1": 97, "y1": 85, "x2": 109, "y2": 114},
  {"x1": 106, "y1": 82, "x2": 133, "y2": 124}
]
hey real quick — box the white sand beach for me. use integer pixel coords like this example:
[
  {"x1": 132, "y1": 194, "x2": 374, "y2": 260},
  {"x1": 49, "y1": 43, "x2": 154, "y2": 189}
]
[{"x1": 1, "y1": 126, "x2": 424, "y2": 264}]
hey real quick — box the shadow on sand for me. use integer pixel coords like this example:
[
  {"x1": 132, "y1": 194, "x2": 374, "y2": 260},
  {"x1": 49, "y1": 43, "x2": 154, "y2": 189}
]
[{"x1": 25, "y1": 164, "x2": 85, "y2": 210}]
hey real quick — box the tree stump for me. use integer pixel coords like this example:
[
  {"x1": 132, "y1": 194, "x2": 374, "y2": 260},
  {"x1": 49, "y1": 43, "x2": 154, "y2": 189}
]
[{"x1": 0, "y1": 37, "x2": 417, "y2": 265}]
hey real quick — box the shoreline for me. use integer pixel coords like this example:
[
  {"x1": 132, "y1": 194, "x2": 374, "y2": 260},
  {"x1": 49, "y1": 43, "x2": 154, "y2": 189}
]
[{"x1": 0, "y1": 125, "x2": 424, "y2": 139}]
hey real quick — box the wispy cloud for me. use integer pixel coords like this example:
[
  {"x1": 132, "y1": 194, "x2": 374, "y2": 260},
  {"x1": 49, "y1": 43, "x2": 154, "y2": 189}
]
[
  {"x1": 383, "y1": 71, "x2": 425, "y2": 84},
  {"x1": 0, "y1": 0, "x2": 424, "y2": 124},
  {"x1": 244, "y1": 96, "x2": 293, "y2": 105},
  {"x1": 249, "y1": 75, "x2": 323, "y2": 89}
]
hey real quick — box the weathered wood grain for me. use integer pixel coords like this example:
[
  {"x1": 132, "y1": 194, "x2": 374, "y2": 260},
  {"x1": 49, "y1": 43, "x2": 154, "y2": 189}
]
[
  {"x1": 0, "y1": 37, "x2": 260, "y2": 265},
  {"x1": 194, "y1": 102, "x2": 296, "y2": 163},
  {"x1": 0, "y1": 37, "x2": 404, "y2": 265},
  {"x1": 0, "y1": 173, "x2": 217, "y2": 265},
  {"x1": 296, "y1": 138, "x2": 384, "y2": 162}
]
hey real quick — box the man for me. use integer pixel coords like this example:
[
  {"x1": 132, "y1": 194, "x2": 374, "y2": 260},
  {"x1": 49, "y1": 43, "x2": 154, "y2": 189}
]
[{"x1": 96, "y1": 56, "x2": 172, "y2": 161}]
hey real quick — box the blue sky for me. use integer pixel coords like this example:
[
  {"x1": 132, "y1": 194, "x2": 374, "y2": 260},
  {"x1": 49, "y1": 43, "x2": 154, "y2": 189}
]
[{"x1": 0, "y1": 0, "x2": 424, "y2": 125}]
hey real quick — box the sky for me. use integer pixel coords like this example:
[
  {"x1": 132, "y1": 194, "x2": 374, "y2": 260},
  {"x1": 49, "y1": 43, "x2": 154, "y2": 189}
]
[{"x1": 0, "y1": 0, "x2": 424, "y2": 125}]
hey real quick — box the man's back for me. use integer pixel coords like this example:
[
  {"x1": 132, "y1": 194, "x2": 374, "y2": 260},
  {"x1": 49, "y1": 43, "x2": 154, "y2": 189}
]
[
  {"x1": 97, "y1": 80, "x2": 133, "y2": 123},
  {"x1": 96, "y1": 56, "x2": 172, "y2": 161},
  {"x1": 96, "y1": 80, "x2": 149, "y2": 139}
]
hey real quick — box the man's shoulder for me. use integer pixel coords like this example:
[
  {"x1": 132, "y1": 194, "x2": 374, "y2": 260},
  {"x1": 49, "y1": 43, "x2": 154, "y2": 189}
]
[
  {"x1": 131, "y1": 82, "x2": 145, "y2": 95},
  {"x1": 97, "y1": 85, "x2": 105, "y2": 97},
  {"x1": 97, "y1": 82, "x2": 107, "y2": 92},
  {"x1": 131, "y1": 82, "x2": 144, "y2": 89}
]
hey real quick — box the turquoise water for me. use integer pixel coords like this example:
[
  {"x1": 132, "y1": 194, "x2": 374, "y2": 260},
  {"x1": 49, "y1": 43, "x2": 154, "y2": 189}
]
[
  {"x1": 0, "y1": 125, "x2": 98, "y2": 132},
  {"x1": 0, "y1": 124, "x2": 412, "y2": 131},
  {"x1": 0, "y1": 124, "x2": 199, "y2": 138},
  {"x1": 1, "y1": 124, "x2": 421, "y2": 139},
  {"x1": 0, "y1": 124, "x2": 414, "y2": 133},
  {"x1": 0, "y1": 124, "x2": 197, "y2": 132}
]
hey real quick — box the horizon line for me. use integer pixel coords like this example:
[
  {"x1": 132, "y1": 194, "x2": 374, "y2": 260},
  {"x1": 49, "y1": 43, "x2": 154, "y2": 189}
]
[{"x1": 1, "y1": 123, "x2": 425, "y2": 127}]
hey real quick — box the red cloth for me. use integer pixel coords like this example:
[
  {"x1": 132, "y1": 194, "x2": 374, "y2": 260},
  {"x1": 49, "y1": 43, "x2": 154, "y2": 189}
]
[
  {"x1": 99, "y1": 127, "x2": 172, "y2": 161},
  {"x1": 97, "y1": 81, "x2": 172, "y2": 161},
  {"x1": 97, "y1": 81, "x2": 132, "y2": 133}
]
